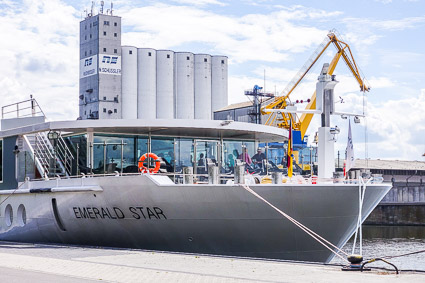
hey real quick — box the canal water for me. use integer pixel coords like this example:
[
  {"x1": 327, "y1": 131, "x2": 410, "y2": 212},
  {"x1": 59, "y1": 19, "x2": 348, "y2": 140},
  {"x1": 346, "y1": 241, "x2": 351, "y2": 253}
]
[{"x1": 330, "y1": 225, "x2": 425, "y2": 271}]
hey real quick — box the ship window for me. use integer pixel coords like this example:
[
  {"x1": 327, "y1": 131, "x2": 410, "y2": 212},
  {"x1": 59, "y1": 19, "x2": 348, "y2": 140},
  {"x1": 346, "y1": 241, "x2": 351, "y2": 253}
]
[
  {"x1": 114, "y1": 32, "x2": 117, "y2": 37},
  {"x1": 222, "y1": 140, "x2": 254, "y2": 172},
  {"x1": 104, "y1": 21, "x2": 109, "y2": 25},
  {"x1": 148, "y1": 52, "x2": 151, "y2": 56},
  {"x1": 90, "y1": 50, "x2": 92, "y2": 55},
  {"x1": 114, "y1": 109, "x2": 117, "y2": 113},
  {"x1": 103, "y1": 96, "x2": 106, "y2": 100},
  {"x1": 85, "y1": 35, "x2": 87, "y2": 40},
  {"x1": 114, "y1": 49, "x2": 117, "y2": 54},
  {"x1": 114, "y1": 22, "x2": 117, "y2": 26},
  {"x1": 151, "y1": 137, "x2": 175, "y2": 172},
  {"x1": 129, "y1": 50, "x2": 132, "y2": 54},
  {"x1": 85, "y1": 51, "x2": 87, "y2": 56},
  {"x1": 85, "y1": 25, "x2": 87, "y2": 30},
  {"x1": 103, "y1": 108, "x2": 106, "y2": 113},
  {"x1": 204, "y1": 58, "x2": 207, "y2": 62},
  {"x1": 103, "y1": 48, "x2": 107, "y2": 52},
  {"x1": 221, "y1": 60, "x2": 224, "y2": 64},
  {"x1": 93, "y1": 134, "x2": 143, "y2": 174},
  {"x1": 0, "y1": 139, "x2": 2, "y2": 182},
  {"x1": 103, "y1": 31, "x2": 106, "y2": 36},
  {"x1": 167, "y1": 54, "x2": 170, "y2": 59},
  {"x1": 90, "y1": 34, "x2": 92, "y2": 39},
  {"x1": 90, "y1": 23, "x2": 92, "y2": 28},
  {"x1": 187, "y1": 56, "x2": 189, "y2": 60}
]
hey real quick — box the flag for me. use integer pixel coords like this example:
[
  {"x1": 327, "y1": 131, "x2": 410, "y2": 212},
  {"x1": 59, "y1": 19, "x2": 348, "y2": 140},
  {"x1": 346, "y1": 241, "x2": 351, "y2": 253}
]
[
  {"x1": 345, "y1": 119, "x2": 354, "y2": 175},
  {"x1": 287, "y1": 120, "x2": 293, "y2": 177}
]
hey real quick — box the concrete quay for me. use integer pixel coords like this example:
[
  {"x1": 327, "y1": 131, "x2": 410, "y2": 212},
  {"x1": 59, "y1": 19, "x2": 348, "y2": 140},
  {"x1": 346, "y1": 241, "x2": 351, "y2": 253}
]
[{"x1": 0, "y1": 241, "x2": 423, "y2": 282}]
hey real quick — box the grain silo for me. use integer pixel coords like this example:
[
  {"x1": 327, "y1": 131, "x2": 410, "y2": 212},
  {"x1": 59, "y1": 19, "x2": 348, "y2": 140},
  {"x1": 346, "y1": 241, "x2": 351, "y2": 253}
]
[
  {"x1": 121, "y1": 46, "x2": 138, "y2": 119},
  {"x1": 194, "y1": 54, "x2": 212, "y2": 120},
  {"x1": 175, "y1": 52, "x2": 195, "y2": 119},
  {"x1": 211, "y1": 56, "x2": 228, "y2": 117},
  {"x1": 137, "y1": 48, "x2": 157, "y2": 119},
  {"x1": 156, "y1": 50, "x2": 175, "y2": 119}
]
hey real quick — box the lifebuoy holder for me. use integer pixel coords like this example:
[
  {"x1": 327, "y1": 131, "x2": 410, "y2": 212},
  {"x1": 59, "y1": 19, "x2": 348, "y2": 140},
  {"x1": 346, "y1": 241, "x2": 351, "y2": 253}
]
[{"x1": 138, "y1": 153, "x2": 161, "y2": 174}]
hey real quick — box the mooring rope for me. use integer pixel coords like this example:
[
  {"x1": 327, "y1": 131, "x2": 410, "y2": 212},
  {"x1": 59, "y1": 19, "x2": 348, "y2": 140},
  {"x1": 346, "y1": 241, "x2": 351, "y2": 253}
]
[
  {"x1": 0, "y1": 180, "x2": 27, "y2": 206},
  {"x1": 240, "y1": 184, "x2": 349, "y2": 262}
]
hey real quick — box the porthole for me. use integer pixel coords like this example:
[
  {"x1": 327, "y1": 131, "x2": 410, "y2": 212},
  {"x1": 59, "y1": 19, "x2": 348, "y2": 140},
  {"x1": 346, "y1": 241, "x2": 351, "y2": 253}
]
[
  {"x1": 5, "y1": 204, "x2": 13, "y2": 227},
  {"x1": 17, "y1": 204, "x2": 26, "y2": 226}
]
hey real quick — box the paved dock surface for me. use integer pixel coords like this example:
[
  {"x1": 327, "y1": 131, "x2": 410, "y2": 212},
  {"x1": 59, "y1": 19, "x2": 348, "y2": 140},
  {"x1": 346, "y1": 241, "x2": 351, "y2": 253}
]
[{"x1": 0, "y1": 241, "x2": 423, "y2": 282}]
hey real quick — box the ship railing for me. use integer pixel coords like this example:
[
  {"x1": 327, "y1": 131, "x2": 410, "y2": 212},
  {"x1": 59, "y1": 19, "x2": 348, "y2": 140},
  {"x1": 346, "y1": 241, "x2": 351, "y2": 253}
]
[
  {"x1": 1, "y1": 95, "x2": 46, "y2": 119},
  {"x1": 21, "y1": 171, "x2": 385, "y2": 186}
]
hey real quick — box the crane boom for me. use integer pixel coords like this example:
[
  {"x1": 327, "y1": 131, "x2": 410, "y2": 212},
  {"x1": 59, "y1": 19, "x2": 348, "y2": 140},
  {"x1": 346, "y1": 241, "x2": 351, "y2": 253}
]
[{"x1": 261, "y1": 31, "x2": 370, "y2": 139}]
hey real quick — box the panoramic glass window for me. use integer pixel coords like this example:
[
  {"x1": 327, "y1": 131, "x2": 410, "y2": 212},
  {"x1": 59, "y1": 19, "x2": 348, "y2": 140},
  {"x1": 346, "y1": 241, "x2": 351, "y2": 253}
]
[
  {"x1": 0, "y1": 139, "x2": 2, "y2": 182},
  {"x1": 93, "y1": 134, "x2": 141, "y2": 174},
  {"x1": 175, "y1": 138, "x2": 193, "y2": 172},
  {"x1": 63, "y1": 134, "x2": 87, "y2": 175},
  {"x1": 223, "y1": 140, "x2": 254, "y2": 172},
  {"x1": 151, "y1": 137, "x2": 174, "y2": 172}
]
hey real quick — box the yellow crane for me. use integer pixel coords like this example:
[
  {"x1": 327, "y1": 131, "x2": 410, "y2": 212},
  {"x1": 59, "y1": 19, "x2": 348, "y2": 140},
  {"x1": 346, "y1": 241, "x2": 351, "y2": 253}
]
[{"x1": 261, "y1": 31, "x2": 370, "y2": 139}]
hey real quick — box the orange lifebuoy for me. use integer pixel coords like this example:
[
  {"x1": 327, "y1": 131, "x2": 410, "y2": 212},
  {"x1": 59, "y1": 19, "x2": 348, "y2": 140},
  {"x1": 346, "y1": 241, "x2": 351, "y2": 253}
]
[{"x1": 138, "y1": 153, "x2": 161, "y2": 174}]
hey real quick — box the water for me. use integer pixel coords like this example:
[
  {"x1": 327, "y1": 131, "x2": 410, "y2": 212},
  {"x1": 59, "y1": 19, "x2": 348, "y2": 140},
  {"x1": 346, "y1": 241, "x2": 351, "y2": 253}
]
[{"x1": 330, "y1": 226, "x2": 425, "y2": 271}]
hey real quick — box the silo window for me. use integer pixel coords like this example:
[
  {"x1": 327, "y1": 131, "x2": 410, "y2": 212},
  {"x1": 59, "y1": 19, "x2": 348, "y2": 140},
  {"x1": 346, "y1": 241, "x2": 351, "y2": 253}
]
[
  {"x1": 204, "y1": 58, "x2": 207, "y2": 62},
  {"x1": 114, "y1": 49, "x2": 117, "y2": 54},
  {"x1": 187, "y1": 56, "x2": 189, "y2": 60},
  {"x1": 221, "y1": 60, "x2": 225, "y2": 64},
  {"x1": 148, "y1": 52, "x2": 152, "y2": 56},
  {"x1": 103, "y1": 48, "x2": 107, "y2": 52},
  {"x1": 129, "y1": 50, "x2": 132, "y2": 54},
  {"x1": 114, "y1": 33, "x2": 117, "y2": 37},
  {"x1": 167, "y1": 54, "x2": 170, "y2": 59},
  {"x1": 103, "y1": 108, "x2": 106, "y2": 113},
  {"x1": 103, "y1": 31, "x2": 107, "y2": 36}
]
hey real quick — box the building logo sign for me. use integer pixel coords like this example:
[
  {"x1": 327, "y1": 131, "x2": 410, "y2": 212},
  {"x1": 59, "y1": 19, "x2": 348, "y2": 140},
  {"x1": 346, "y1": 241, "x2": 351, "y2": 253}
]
[
  {"x1": 99, "y1": 54, "x2": 121, "y2": 75},
  {"x1": 79, "y1": 55, "x2": 97, "y2": 79}
]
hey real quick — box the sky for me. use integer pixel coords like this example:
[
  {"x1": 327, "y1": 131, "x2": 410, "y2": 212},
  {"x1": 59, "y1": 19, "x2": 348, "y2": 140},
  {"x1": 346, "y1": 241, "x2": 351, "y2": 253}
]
[{"x1": 0, "y1": 0, "x2": 424, "y2": 161}]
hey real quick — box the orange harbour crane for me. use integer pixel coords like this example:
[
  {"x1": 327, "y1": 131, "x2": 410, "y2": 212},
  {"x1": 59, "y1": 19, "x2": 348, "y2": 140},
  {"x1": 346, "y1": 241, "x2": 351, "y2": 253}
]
[{"x1": 261, "y1": 30, "x2": 370, "y2": 140}]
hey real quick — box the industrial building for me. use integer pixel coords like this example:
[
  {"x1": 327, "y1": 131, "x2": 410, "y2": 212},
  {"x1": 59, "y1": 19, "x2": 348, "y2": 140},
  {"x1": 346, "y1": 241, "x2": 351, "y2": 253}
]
[{"x1": 79, "y1": 9, "x2": 228, "y2": 120}]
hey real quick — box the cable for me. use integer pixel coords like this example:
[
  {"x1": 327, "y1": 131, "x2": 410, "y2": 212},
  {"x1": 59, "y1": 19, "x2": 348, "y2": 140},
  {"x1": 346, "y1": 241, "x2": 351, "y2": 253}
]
[{"x1": 240, "y1": 184, "x2": 349, "y2": 262}]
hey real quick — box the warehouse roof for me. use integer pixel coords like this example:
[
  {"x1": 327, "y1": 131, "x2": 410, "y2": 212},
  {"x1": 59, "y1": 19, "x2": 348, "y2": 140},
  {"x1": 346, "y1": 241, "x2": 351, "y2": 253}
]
[{"x1": 353, "y1": 159, "x2": 425, "y2": 171}]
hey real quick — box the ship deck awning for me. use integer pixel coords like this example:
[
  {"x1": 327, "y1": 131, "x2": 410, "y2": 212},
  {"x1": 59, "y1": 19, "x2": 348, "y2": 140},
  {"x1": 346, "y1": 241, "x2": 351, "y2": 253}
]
[{"x1": 0, "y1": 119, "x2": 288, "y2": 142}]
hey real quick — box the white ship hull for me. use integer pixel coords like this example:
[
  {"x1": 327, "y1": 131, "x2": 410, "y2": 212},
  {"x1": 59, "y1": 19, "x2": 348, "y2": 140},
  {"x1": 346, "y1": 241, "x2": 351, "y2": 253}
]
[{"x1": 0, "y1": 174, "x2": 391, "y2": 263}]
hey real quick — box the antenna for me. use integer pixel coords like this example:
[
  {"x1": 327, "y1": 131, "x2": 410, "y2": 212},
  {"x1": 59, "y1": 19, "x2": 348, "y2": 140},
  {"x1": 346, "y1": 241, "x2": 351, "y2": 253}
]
[
  {"x1": 90, "y1": 1, "x2": 94, "y2": 16},
  {"x1": 111, "y1": 2, "x2": 113, "y2": 16},
  {"x1": 100, "y1": 1, "x2": 104, "y2": 14}
]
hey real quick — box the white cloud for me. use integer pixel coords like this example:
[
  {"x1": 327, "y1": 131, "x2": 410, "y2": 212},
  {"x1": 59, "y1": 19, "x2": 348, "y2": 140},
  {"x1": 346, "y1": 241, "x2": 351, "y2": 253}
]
[
  {"x1": 0, "y1": 0, "x2": 79, "y2": 121},
  {"x1": 171, "y1": 0, "x2": 227, "y2": 6},
  {"x1": 119, "y1": 4, "x2": 333, "y2": 63}
]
